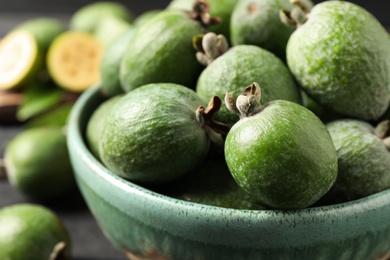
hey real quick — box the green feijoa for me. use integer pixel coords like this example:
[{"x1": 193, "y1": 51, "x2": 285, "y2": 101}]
[
  {"x1": 70, "y1": 1, "x2": 133, "y2": 33},
  {"x1": 230, "y1": 0, "x2": 307, "y2": 61},
  {"x1": 325, "y1": 119, "x2": 390, "y2": 203},
  {"x1": 133, "y1": 9, "x2": 162, "y2": 28},
  {"x1": 167, "y1": 159, "x2": 265, "y2": 210},
  {"x1": 4, "y1": 127, "x2": 75, "y2": 200},
  {"x1": 100, "y1": 83, "x2": 217, "y2": 184},
  {"x1": 120, "y1": 5, "x2": 214, "y2": 92},
  {"x1": 166, "y1": 0, "x2": 236, "y2": 42},
  {"x1": 100, "y1": 29, "x2": 135, "y2": 97},
  {"x1": 0, "y1": 203, "x2": 71, "y2": 260},
  {"x1": 86, "y1": 94, "x2": 123, "y2": 159},
  {"x1": 15, "y1": 17, "x2": 65, "y2": 53},
  {"x1": 196, "y1": 43, "x2": 301, "y2": 126},
  {"x1": 301, "y1": 90, "x2": 343, "y2": 124},
  {"x1": 224, "y1": 83, "x2": 338, "y2": 209},
  {"x1": 94, "y1": 15, "x2": 133, "y2": 46},
  {"x1": 286, "y1": 1, "x2": 390, "y2": 120}
]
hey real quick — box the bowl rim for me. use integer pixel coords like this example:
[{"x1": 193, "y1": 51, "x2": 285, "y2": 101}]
[{"x1": 67, "y1": 85, "x2": 390, "y2": 249}]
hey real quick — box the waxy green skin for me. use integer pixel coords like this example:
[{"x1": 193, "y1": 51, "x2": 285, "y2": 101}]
[
  {"x1": 15, "y1": 18, "x2": 65, "y2": 53},
  {"x1": 225, "y1": 100, "x2": 338, "y2": 209},
  {"x1": 196, "y1": 45, "x2": 301, "y2": 126},
  {"x1": 86, "y1": 94, "x2": 123, "y2": 160},
  {"x1": 0, "y1": 204, "x2": 71, "y2": 260},
  {"x1": 70, "y1": 2, "x2": 132, "y2": 33},
  {"x1": 100, "y1": 83, "x2": 209, "y2": 184},
  {"x1": 5, "y1": 127, "x2": 75, "y2": 200},
  {"x1": 166, "y1": 0, "x2": 236, "y2": 42},
  {"x1": 230, "y1": 0, "x2": 296, "y2": 60},
  {"x1": 287, "y1": 1, "x2": 390, "y2": 120},
  {"x1": 326, "y1": 120, "x2": 390, "y2": 202},
  {"x1": 100, "y1": 29, "x2": 135, "y2": 97},
  {"x1": 120, "y1": 10, "x2": 204, "y2": 92}
]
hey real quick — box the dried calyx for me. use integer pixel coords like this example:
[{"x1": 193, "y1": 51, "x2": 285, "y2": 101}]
[
  {"x1": 196, "y1": 96, "x2": 230, "y2": 149},
  {"x1": 188, "y1": 0, "x2": 221, "y2": 29},
  {"x1": 225, "y1": 82, "x2": 264, "y2": 119},
  {"x1": 375, "y1": 120, "x2": 390, "y2": 150},
  {"x1": 279, "y1": 0, "x2": 313, "y2": 28},
  {"x1": 193, "y1": 32, "x2": 229, "y2": 66}
]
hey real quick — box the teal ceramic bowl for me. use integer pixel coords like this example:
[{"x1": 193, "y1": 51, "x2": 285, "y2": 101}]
[{"x1": 67, "y1": 84, "x2": 390, "y2": 260}]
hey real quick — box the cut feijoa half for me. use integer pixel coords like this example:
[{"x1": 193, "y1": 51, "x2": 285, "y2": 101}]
[
  {"x1": 47, "y1": 31, "x2": 104, "y2": 93},
  {"x1": 0, "y1": 30, "x2": 43, "y2": 90}
]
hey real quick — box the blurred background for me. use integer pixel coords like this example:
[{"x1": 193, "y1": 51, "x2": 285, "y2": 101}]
[{"x1": 0, "y1": 0, "x2": 389, "y2": 37}]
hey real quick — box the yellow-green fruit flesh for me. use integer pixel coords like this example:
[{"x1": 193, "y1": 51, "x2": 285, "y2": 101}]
[
  {"x1": 287, "y1": 1, "x2": 390, "y2": 120},
  {"x1": 0, "y1": 30, "x2": 43, "y2": 90},
  {"x1": 47, "y1": 32, "x2": 104, "y2": 93},
  {"x1": 0, "y1": 203, "x2": 71, "y2": 260}
]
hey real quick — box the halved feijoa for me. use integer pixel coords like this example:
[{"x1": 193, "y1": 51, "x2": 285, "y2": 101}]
[
  {"x1": 47, "y1": 31, "x2": 104, "y2": 93},
  {"x1": 0, "y1": 30, "x2": 43, "y2": 90}
]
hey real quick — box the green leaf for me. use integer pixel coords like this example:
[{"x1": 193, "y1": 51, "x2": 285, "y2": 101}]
[
  {"x1": 17, "y1": 83, "x2": 64, "y2": 121},
  {"x1": 25, "y1": 103, "x2": 73, "y2": 129}
]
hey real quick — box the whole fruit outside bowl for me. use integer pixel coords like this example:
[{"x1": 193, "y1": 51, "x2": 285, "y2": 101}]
[{"x1": 67, "y1": 84, "x2": 390, "y2": 260}]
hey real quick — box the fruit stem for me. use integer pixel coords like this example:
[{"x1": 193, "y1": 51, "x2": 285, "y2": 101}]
[
  {"x1": 196, "y1": 96, "x2": 230, "y2": 150},
  {"x1": 280, "y1": 0, "x2": 312, "y2": 28},
  {"x1": 225, "y1": 82, "x2": 263, "y2": 119},
  {"x1": 375, "y1": 120, "x2": 390, "y2": 150},
  {"x1": 0, "y1": 158, "x2": 7, "y2": 180},
  {"x1": 188, "y1": 0, "x2": 221, "y2": 30},
  {"x1": 193, "y1": 32, "x2": 229, "y2": 66},
  {"x1": 49, "y1": 242, "x2": 70, "y2": 260}
]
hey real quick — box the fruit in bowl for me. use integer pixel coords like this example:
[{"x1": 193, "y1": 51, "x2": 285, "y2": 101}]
[{"x1": 67, "y1": 83, "x2": 390, "y2": 259}]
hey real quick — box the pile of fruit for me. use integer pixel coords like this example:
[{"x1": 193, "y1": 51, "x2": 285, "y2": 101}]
[
  {"x1": 1, "y1": 0, "x2": 390, "y2": 258},
  {"x1": 88, "y1": 0, "x2": 390, "y2": 211}
]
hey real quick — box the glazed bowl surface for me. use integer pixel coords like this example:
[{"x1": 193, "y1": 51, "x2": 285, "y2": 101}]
[{"x1": 67, "y1": 84, "x2": 390, "y2": 260}]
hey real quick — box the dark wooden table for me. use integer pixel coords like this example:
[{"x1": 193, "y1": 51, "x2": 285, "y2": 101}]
[{"x1": 0, "y1": 1, "x2": 387, "y2": 259}]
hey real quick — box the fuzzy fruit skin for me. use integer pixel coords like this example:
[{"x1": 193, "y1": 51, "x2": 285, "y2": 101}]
[
  {"x1": 287, "y1": 1, "x2": 390, "y2": 120},
  {"x1": 100, "y1": 83, "x2": 209, "y2": 184},
  {"x1": 230, "y1": 0, "x2": 296, "y2": 61},
  {"x1": 5, "y1": 127, "x2": 75, "y2": 200},
  {"x1": 120, "y1": 10, "x2": 203, "y2": 92},
  {"x1": 0, "y1": 204, "x2": 71, "y2": 260},
  {"x1": 325, "y1": 119, "x2": 390, "y2": 202},
  {"x1": 70, "y1": 1, "x2": 132, "y2": 33},
  {"x1": 166, "y1": 0, "x2": 236, "y2": 42},
  {"x1": 225, "y1": 100, "x2": 338, "y2": 209},
  {"x1": 100, "y1": 29, "x2": 135, "y2": 97},
  {"x1": 196, "y1": 45, "x2": 301, "y2": 126},
  {"x1": 15, "y1": 17, "x2": 65, "y2": 53},
  {"x1": 86, "y1": 94, "x2": 123, "y2": 160}
]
